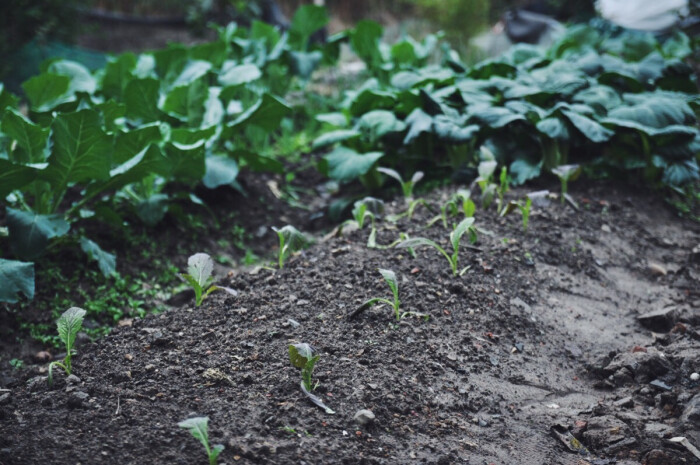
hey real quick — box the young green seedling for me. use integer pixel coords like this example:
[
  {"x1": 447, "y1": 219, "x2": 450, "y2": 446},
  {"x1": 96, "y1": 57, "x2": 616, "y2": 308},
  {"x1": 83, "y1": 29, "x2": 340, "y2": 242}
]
[
  {"x1": 272, "y1": 225, "x2": 311, "y2": 268},
  {"x1": 351, "y1": 197, "x2": 384, "y2": 230},
  {"x1": 551, "y1": 164, "x2": 582, "y2": 205},
  {"x1": 475, "y1": 147, "x2": 499, "y2": 209},
  {"x1": 497, "y1": 166, "x2": 509, "y2": 212},
  {"x1": 501, "y1": 197, "x2": 533, "y2": 233},
  {"x1": 428, "y1": 189, "x2": 474, "y2": 228},
  {"x1": 397, "y1": 217, "x2": 476, "y2": 276},
  {"x1": 377, "y1": 167, "x2": 424, "y2": 200},
  {"x1": 289, "y1": 343, "x2": 335, "y2": 414},
  {"x1": 363, "y1": 269, "x2": 402, "y2": 320},
  {"x1": 178, "y1": 416, "x2": 224, "y2": 465},
  {"x1": 48, "y1": 307, "x2": 86, "y2": 386},
  {"x1": 182, "y1": 253, "x2": 220, "y2": 307}
]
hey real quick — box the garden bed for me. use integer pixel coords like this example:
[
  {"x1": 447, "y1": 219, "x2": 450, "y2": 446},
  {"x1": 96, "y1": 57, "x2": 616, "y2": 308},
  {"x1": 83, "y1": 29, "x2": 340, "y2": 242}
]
[{"x1": 1, "y1": 178, "x2": 698, "y2": 465}]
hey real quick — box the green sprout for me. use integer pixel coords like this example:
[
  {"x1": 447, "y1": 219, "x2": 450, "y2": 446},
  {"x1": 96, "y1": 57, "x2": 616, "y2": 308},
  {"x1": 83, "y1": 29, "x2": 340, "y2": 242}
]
[
  {"x1": 351, "y1": 197, "x2": 384, "y2": 230},
  {"x1": 362, "y1": 269, "x2": 402, "y2": 321},
  {"x1": 377, "y1": 167, "x2": 424, "y2": 200},
  {"x1": 428, "y1": 189, "x2": 474, "y2": 228},
  {"x1": 289, "y1": 343, "x2": 335, "y2": 414},
  {"x1": 497, "y1": 166, "x2": 509, "y2": 212},
  {"x1": 272, "y1": 225, "x2": 311, "y2": 269},
  {"x1": 178, "y1": 416, "x2": 224, "y2": 465},
  {"x1": 48, "y1": 307, "x2": 86, "y2": 386},
  {"x1": 397, "y1": 217, "x2": 476, "y2": 276},
  {"x1": 501, "y1": 197, "x2": 533, "y2": 233},
  {"x1": 552, "y1": 164, "x2": 582, "y2": 204},
  {"x1": 182, "y1": 253, "x2": 220, "y2": 307}
]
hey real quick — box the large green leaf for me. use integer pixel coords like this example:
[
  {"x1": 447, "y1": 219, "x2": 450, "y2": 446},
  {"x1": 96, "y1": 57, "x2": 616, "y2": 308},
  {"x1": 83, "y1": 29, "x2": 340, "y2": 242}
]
[
  {"x1": 289, "y1": 51, "x2": 323, "y2": 79},
  {"x1": 289, "y1": 5, "x2": 329, "y2": 50},
  {"x1": 45, "y1": 109, "x2": 113, "y2": 190},
  {"x1": 228, "y1": 93, "x2": 291, "y2": 132},
  {"x1": 218, "y1": 62, "x2": 262, "y2": 87},
  {"x1": 48, "y1": 60, "x2": 97, "y2": 95},
  {"x1": 561, "y1": 110, "x2": 613, "y2": 143},
  {"x1": 403, "y1": 108, "x2": 433, "y2": 144},
  {"x1": 0, "y1": 83, "x2": 19, "y2": 112},
  {"x1": 101, "y1": 53, "x2": 138, "y2": 99},
  {"x1": 203, "y1": 154, "x2": 239, "y2": 189},
  {"x1": 88, "y1": 144, "x2": 170, "y2": 197},
  {"x1": 0, "y1": 259, "x2": 35, "y2": 303},
  {"x1": 163, "y1": 141, "x2": 206, "y2": 182},
  {"x1": 319, "y1": 146, "x2": 384, "y2": 182},
  {"x1": 113, "y1": 124, "x2": 163, "y2": 165},
  {"x1": 80, "y1": 237, "x2": 116, "y2": 277},
  {"x1": 350, "y1": 20, "x2": 384, "y2": 70},
  {"x1": 357, "y1": 110, "x2": 406, "y2": 141},
  {"x1": 124, "y1": 78, "x2": 161, "y2": 122},
  {"x1": 160, "y1": 78, "x2": 208, "y2": 125},
  {"x1": 0, "y1": 160, "x2": 42, "y2": 198},
  {"x1": 6, "y1": 208, "x2": 71, "y2": 260},
  {"x1": 312, "y1": 129, "x2": 361, "y2": 149},
  {"x1": 22, "y1": 73, "x2": 71, "y2": 112},
  {"x1": 171, "y1": 60, "x2": 212, "y2": 88},
  {"x1": 1, "y1": 108, "x2": 50, "y2": 163}
]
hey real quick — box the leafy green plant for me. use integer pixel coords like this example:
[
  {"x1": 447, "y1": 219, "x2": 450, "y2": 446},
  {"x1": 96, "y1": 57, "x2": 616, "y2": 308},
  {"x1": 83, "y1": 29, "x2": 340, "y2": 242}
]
[
  {"x1": 362, "y1": 269, "x2": 402, "y2": 320},
  {"x1": 182, "y1": 253, "x2": 220, "y2": 307},
  {"x1": 288, "y1": 343, "x2": 335, "y2": 414},
  {"x1": 397, "y1": 217, "x2": 476, "y2": 276},
  {"x1": 377, "y1": 167, "x2": 424, "y2": 200},
  {"x1": 551, "y1": 164, "x2": 582, "y2": 204},
  {"x1": 178, "y1": 416, "x2": 224, "y2": 465},
  {"x1": 47, "y1": 307, "x2": 86, "y2": 385},
  {"x1": 272, "y1": 225, "x2": 311, "y2": 269}
]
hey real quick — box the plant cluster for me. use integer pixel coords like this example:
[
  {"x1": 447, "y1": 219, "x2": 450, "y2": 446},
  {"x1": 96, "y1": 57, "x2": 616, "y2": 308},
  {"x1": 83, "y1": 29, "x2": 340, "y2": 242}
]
[
  {"x1": 316, "y1": 21, "x2": 699, "y2": 201},
  {"x1": 0, "y1": 5, "x2": 335, "y2": 304}
]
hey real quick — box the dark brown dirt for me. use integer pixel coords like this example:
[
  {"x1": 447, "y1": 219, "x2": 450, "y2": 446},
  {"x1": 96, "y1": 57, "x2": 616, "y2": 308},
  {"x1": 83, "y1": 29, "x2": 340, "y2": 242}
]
[{"x1": 1, "y1": 180, "x2": 699, "y2": 465}]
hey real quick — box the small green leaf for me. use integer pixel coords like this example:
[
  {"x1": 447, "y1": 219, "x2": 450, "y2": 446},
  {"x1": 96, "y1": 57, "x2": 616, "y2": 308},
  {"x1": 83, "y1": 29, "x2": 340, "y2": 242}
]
[
  {"x1": 290, "y1": 5, "x2": 329, "y2": 49},
  {"x1": 203, "y1": 155, "x2": 239, "y2": 189},
  {"x1": 187, "y1": 253, "x2": 214, "y2": 288},
  {"x1": 0, "y1": 259, "x2": 35, "y2": 303},
  {"x1": 289, "y1": 343, "x2": 315, "y2": 369},
  {"x1": 178, "y1": 416, "x2": 210, "y2": 451},
  {"x1": 79, "y1": 237, "x2": 116, "y2": 277},
  {"x1": 379, "y1": 268, "x2": 398, "y2": 297},
  {"x1": 450, "y1": 217, "x2": 475, "y2": 252},
  {"x1": 56, "y1": 307, "x2": 86, "y2": 350},
  {"x1": 2, "y1": 108, "x2": 50, "y2": 163}
]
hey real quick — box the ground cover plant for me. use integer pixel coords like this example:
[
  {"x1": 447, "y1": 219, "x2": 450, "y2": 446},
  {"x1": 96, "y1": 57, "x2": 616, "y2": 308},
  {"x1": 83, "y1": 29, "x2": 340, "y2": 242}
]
[
  {"x1": 0, "y1": 4, "x2": 335, "y2": 305},
  {"x1": 318, "y1": 20, "x2": 699, "y2": 208}
]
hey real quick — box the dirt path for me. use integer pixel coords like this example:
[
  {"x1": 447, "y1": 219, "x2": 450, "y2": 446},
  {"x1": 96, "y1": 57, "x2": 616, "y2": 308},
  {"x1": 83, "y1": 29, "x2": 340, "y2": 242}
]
[{"x1": 1, "y1": 181, "x2": 698, "y2": 465}]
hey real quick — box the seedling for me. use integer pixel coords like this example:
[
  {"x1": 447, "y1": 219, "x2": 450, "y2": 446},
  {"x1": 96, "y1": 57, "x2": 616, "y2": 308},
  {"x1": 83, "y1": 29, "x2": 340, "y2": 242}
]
[
  {"x1": 178, "y1": 416, "x2": 224, "y2": 465},
  {"x1": 289, "y1": 343, "x2": 335, "y2": 414},
  {"x1": 428, "y1": 189, "x2": 474, "y2": 228},
  {"x1": 272, "y1": 225, "x2": 311, "y2": 268},
  {"x1": 182, "y1": 253, "x2": 220, "y2": 307},
  {"x1": 551, "y1": 164, "x2": 582, "y2": 205},
  {"x1": 476, "y1": 146, "x2": 498, "y2": 204},
  {"x1": 501, "y1": 197, "x2": 533, "y2": 233},
  {"x1": 397, "y1": 217, "x2": 476, "y2": 276},
  {"x1": 48, "y1": 307, "x2": 86, "y2": 386},
  {"x1": 363, "y1": 269, "x2": 402, "y2": 320},
  {"x1": 351, "y1": 197, "x2": 384, "y2": 229},
  {"x1": 377, "y1": 167, "x2": 424, "y2": 200},
  {"x1": 497, "y1": 166, "x2": 509, "y2": 212}
]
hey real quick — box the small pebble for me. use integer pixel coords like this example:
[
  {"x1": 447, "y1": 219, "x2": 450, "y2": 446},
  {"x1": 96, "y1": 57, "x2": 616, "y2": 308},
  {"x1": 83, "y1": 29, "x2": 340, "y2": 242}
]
[
  {"x1": 691, "y1": 373, "x2": 699, "y2": 381},
  {"x1": 353, "y1": 409, "x2": 376, "y2": 426}
]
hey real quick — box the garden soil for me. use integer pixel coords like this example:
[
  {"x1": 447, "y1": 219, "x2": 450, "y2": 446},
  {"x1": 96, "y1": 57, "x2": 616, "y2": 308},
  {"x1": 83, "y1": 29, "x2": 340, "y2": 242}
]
[{"x1": 1, "y1": 179, "x2": 699, "y2": 465}]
